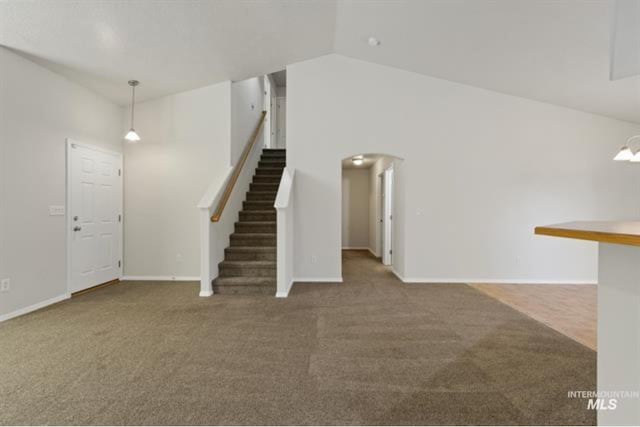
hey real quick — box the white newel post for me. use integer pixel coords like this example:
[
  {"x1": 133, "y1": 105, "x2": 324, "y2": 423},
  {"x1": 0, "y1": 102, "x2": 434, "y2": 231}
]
[
  {"x1": 199, "y1": 208, "x2": 214, "y2": 297},
  {"x1": 197, "y1": 167, "x2": 233, "y2": 298},
  {"x1": 275, "y1": 168, "x2": 295, "y2": 298}
]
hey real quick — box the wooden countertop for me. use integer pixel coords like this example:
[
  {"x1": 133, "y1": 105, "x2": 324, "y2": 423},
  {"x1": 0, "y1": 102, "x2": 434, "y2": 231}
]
[{"x1": 535, "y1": 221, "x2": 640, "y2": 247}]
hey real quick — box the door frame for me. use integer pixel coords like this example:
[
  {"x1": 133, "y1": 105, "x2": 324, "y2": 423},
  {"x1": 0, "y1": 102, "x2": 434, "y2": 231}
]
[
  {"x1": 382, "y1": 165, "x2": 394, "y2": 266},
  {"x1": 276, "y1": 96, "x2": 286, "y2": 148},
  {"x1": 65, "y1": 138, "x2": 124, "y2": 294}
]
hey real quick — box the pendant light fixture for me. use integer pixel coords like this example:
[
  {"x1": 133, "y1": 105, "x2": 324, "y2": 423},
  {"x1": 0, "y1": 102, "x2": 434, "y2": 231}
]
[
  {"x1": 124, "y1": 80, "x2": 141, "y2": 142},
  {"x1": 614, "y1": 135, "x2": 640, "y2": 162}
]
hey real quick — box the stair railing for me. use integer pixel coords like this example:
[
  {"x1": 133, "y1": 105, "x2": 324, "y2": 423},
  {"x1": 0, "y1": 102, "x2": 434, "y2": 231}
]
[
  {"x1": 211, "y1": 111, "x2": 266, "y2": 222},
  {"x1": 197, "y1": 111, "x2": 266, "y2": 296},
  {"x1": 274, "y1": 167, "x2": 295, "y2": 297}
]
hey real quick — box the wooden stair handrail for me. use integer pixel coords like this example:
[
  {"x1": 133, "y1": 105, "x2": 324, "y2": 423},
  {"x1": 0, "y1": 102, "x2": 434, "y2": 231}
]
[{"x1": 211, "y1": 110, "x2": 267, "y2": 222}]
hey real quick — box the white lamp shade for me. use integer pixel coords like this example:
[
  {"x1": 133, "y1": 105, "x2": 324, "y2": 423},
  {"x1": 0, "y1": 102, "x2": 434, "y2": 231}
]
[
  {"x1": 614, "y1": 146, "x2": 633, "y2": 161},
  {"x1": 124, "y1": 129, "x2": 141, "y2": 142},
  {"x1": 630, "y1": 151, "x2": 640, "y2": 162}
]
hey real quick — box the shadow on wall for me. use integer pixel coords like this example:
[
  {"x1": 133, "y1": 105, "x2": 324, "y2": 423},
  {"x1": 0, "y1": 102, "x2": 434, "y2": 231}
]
[{"x1": 341, "y1": 153, "x2": 405, "y2": 274}]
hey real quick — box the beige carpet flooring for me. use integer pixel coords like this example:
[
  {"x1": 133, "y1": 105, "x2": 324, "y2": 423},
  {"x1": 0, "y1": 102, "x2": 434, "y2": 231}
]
[{"x1": 0, "y1": 250, "x2": 596, "y2": 425}]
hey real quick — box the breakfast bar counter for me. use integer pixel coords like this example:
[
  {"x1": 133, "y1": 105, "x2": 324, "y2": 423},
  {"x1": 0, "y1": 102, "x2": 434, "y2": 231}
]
[{"x1": 536, "y1": 221, "x2": 640, "y2": 425}]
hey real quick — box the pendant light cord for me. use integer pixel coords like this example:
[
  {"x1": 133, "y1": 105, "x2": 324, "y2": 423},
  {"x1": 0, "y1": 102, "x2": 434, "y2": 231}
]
[{"x1": 130, "y1": 84, "x2": 136, "y2": 129}]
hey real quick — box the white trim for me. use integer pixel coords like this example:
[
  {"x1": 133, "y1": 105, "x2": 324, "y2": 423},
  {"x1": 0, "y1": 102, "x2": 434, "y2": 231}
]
[
  {"x1": 403, "y1": 278, "x2": 597, "y2": 285},
  {"x1": 66, "y1": 139, "x2": 123, "y2": 294},
  {"x1": 121, "y1": 276, "x2": 200, "y2": 281},
  {"x1": 390, "y1": 270, "x2": 596, "y2": 285},
  {"x1": 342, "y1": 247, "x2": 379, "y2": 257},
  {"x1": 391, "y1": 268, "x2": 404, "y2": 281},
  {"x1": 0, "y1": 293, "x2": 70, "y2": 323},
  {"x1": 293, "y1": 277, "x2": 343, "y2": 283},
  {"x1": 275, "y1": 280, "x2": 294, "y2": 298},
  {"x1": 392, "y1": 276, "x2": 598, "y2": 286}
]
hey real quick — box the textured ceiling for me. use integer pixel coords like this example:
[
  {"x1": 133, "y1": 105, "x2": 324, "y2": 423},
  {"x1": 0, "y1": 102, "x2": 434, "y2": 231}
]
[
  {"x1": 1, "y1": 0, "x2": 638, "y2": 123},
  {"x1": 0, "y1": 0, "x2": 335, "y2": 104},
  {"x1": 334, "y1": 0, "x2": 640, "y2": 124}
]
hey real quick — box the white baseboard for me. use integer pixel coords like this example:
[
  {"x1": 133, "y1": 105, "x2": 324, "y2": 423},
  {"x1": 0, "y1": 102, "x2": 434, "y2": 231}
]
[
  {"x1": 342, "y1": 247, "x2": 380, "y2": 258},
  {"x1": 121, "y1": 276, "x2": 200, "y2": 282},
  {"x1": 276, "y1": 280, "x2": 294, "y2": 298},
  {"x1": 0, "y1": 293, "x2": 70, "y2": 323},
  {"x1": 397, "y1": 276, "x2": 596, "y2": 285},
  {"x1": 390, "y1": 268, "x2": 595, "y2": 285},
  {"x1": 391, "y1": 268, "x2": 404, "y2": 281},
  {"x1": 293, "y1": 277, "x2": 343, "y2": 283}
]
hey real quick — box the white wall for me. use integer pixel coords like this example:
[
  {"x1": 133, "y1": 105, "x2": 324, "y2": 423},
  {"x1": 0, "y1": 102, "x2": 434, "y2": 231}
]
[
  {"x1": 231, "y1": 77, "x2": 265, "y2": 165},
  {"x1": 0, "y1": 47, "x2": 123, "y2": 319},
  {"x1": 341, "y1": 168, "x2": 370, "y2": 248},
  {"x1": 123, "y1": 82, "x2": 231, "y2": 279},
  {"x1": 125, "y1": 76, "x2": 266, "y2": 279},
  {"x1": 289, "y1": 54, "x2": 640, "y2": 283}
]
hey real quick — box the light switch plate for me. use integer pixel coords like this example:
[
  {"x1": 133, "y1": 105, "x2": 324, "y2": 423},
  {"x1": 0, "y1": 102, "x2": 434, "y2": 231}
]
[
  {"x1": 0, "y1": 278, "x2": 10, "y2": 292},
  {"x1": 49, "y1": 205, "x2": 65, "y2": 216}
]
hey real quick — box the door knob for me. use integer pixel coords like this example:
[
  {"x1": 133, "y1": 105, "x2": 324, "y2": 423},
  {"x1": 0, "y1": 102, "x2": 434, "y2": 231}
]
[{"x1": 73, "y1": 226, "x2": 82, "y2": 232}]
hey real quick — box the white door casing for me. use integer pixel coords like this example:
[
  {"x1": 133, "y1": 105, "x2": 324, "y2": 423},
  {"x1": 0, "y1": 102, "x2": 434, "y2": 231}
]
[
  {"x1": 67, "y1": 140, "x2": 122, "y2": 293},
  {"x1": 382, "y1": 166, "x2": 394, "y2": 266},
  {"x1": 276, "y1": 97, "x2": 286, "y2": 148}
]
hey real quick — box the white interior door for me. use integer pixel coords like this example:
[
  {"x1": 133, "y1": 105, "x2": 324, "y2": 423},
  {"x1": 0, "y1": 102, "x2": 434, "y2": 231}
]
[
  {"x1": 276, "y1": 97, "x2": 286, "y2": 148},
  {"x1": 68, "y1": 141, "x2": 122, "y2": 293},
  {"x1": 382, "y1": 167, "x2": 394, "y2": 266}
]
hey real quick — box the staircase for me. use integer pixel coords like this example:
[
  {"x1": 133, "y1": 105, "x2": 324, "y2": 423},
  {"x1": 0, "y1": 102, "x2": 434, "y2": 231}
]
[{"x1": 212, "y1": 148, "x2": 285, "y2": 294}]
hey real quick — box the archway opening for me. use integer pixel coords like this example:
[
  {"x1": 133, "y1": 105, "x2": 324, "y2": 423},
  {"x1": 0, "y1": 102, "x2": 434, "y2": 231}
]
[{"x1": 340, "y1": 153, "x2": 404, "y2": 277}]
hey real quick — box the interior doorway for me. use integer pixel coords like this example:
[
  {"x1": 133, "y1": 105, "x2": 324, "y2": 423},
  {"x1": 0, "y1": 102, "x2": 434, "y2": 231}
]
[
  {"x1": 276, "y1": 97, "x2": 286, "y2": 148},
  {"x1": 381, "y1": 165, "x2": 394, "y2": 265},
  {"x1": 66, "y1": 139, "x2": 123, "y2": 293},
  {"x1": 340, "y1": 153, "x2": 402, "y2": 271},
  {"x1": 265, "y1": 69, "x2": 286, "y2": 149}
]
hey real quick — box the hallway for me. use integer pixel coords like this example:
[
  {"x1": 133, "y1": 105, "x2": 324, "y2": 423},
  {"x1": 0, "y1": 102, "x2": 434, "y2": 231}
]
[{"x1": 0, "y1": 251, "x2": 595, "y2": 425}]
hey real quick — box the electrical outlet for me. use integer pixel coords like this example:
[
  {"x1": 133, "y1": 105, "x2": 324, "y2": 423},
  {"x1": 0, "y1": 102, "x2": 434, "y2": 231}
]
[
  {"x1": 49, "y1": 205, "x2": 65, "y2": 216},
  {"x1": 311, "y1": 256, "x2": 318, "y2": 264},
  {"x1": 0, "y1": 278, "x2": 10, "y2": 293}
]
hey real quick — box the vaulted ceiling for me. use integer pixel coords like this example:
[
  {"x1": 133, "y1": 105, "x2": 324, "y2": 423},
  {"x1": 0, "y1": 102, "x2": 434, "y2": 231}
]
[{"x1": 1, "y1": 0, "x2": 639, "y2": 123}]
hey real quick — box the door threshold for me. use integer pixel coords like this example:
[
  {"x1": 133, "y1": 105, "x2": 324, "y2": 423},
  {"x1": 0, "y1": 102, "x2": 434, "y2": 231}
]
[{"x1": 71, "y1": 279, "x2": 120, "y2": 297}]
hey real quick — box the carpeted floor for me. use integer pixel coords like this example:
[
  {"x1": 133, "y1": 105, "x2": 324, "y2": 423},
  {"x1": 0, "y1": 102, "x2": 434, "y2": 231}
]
[{"x1": 0, "y1": 250, "x2": 596, "y2": 425}]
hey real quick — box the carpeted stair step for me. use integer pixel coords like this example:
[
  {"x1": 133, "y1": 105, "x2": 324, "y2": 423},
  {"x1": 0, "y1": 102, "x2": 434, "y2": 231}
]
[
  {"x1": 219, "y1": 260, "x2": 276, "y2": 278},
  {"x1": 256, "y1": 167, "x2": 284, "y2": 176},
  {"x1": 213, "y1": 147, "x2": 285, "y2": 296},
  {"x1": 235, "y1": 221, "x2": 276, "y2": 233},
  {"x1": 261, "y1": 149, "x2": 286, "y2": 156},
  {"x1": 224, "y1": 246, "x2": 276, "y2": 261},
  {"x1": 243, "y1": 200, "x2": 275, "y2": 211},
  {"x1": 230, "y1": 232, "x2": 276, "y2": 246},
  {"x1": 246, "y1": 191, "x2": 277, "y2": 201},
  {"x1": 212, "y1": 277, "x2": 276, "y2": 295},
  {"x1": 250, "y1": 182, "x2": 279, "y2": 192},
  {"x1": 253, "y1": 175, "x2": 281, "y2": 184},
  {"x1": 239, "y1": 210, "x2": 276, "y2": 221},
  {"x1": 258, "y1": 160, "x2": 286, "y2": 168}
]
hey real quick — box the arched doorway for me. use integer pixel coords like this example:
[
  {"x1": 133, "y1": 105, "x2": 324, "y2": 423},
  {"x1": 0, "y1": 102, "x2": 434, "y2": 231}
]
[{"x1": 340, "y1": 153, "x2": 404, "y2": 272}]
